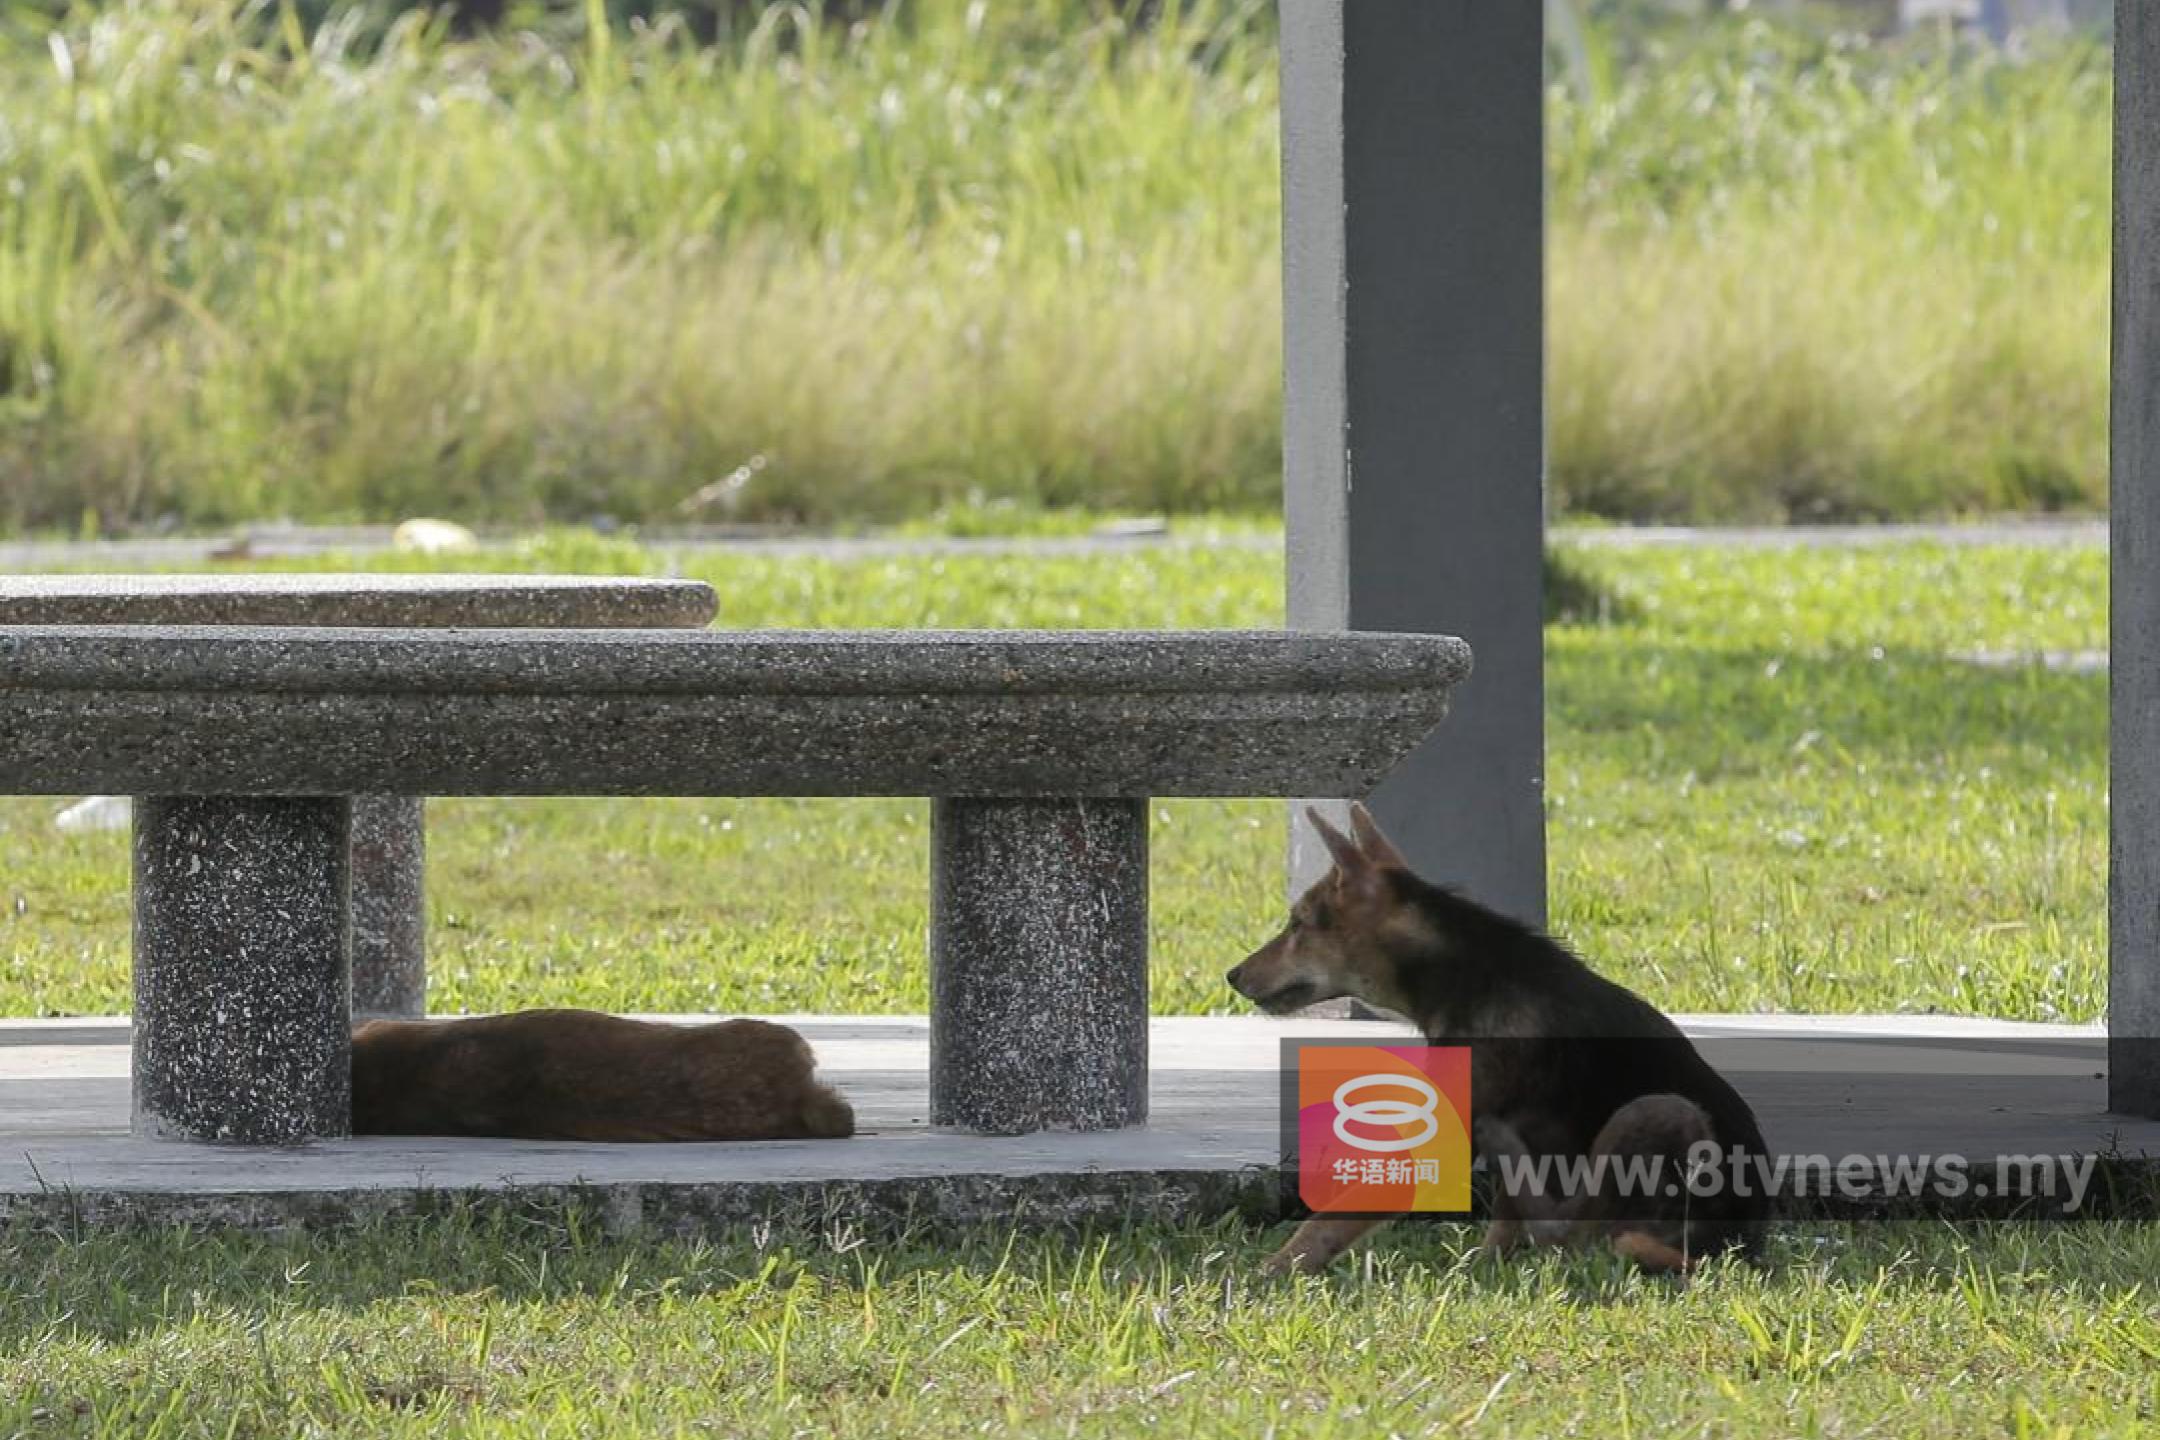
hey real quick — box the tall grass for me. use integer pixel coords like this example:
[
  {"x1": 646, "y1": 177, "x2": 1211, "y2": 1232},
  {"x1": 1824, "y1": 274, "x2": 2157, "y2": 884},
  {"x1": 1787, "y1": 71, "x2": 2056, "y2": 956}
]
[
  {"x1": 0, "y1": 0, "x2": 1284, "y2": 528},
  {"x1": 0, "y1": 2, "x2": 2115, "y2": 529},
  {"x1": 1548, "y1": 18, "x2": 2110, "y2": 520}
]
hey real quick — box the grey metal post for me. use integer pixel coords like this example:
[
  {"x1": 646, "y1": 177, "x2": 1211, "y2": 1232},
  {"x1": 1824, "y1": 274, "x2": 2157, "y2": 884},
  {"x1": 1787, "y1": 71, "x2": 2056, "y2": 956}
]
[
  {"x1": 2112, "y1": 0, "x2": 2160, "y2": 1119},
  {"x1": 133, "y1": 796, "x2": 353, "y2": 1143},
  {"x1": 929, "y1": 797, "x2": 1149, "y2": 1133},
  {"x1": 1280, "y1": 0, "x2": 1547, "y2": 924}
]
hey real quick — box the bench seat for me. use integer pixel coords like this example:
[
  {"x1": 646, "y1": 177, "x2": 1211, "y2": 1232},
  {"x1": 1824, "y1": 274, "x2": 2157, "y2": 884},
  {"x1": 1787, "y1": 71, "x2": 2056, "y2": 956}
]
[
  {"x1": 0, "y1": 625, "x2": 1469, "y2": 1143},
  {"x1": 0, "y1": 627, "x2": 1464, "y2": 797}
]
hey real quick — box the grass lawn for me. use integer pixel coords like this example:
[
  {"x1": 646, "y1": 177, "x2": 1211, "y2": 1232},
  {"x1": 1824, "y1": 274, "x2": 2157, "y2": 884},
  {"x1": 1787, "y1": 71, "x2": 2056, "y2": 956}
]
[
  {"x1": 0, "y1": 535, "x2": 2142, "y2": 1435},
  {"x1": 0, "y1": 533, "x2": 2109, "y2": 1021},
  {"x1": 2, "y1": 1211, "x2": 2155, "y2": 1436}
]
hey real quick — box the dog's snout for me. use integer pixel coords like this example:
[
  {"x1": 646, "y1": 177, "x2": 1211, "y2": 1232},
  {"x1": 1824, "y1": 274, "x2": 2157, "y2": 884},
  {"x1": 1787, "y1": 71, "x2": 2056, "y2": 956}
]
[{"x1": 1225, "y1": 963, "x2": 1247, "y2": 993}]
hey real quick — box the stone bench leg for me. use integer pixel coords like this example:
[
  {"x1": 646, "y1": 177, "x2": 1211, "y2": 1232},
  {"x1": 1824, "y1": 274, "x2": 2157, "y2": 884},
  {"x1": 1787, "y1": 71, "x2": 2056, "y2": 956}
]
[
  {"x1": 929, "y1": 797, "x2": 1148, "y2": 1133},
  {"x1": 350, "y1": 796, "x2": 426, "y2": 1020},
  {"x1": 132, "y1": 796, "x2": 352, "y2": 1143}
]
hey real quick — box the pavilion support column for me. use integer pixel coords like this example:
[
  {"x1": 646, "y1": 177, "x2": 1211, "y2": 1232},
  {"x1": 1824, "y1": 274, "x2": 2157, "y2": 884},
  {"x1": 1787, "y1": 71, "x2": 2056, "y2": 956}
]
[
  {"x1": 2111, "y1": 0, "x2": 2160, "y2": 1119},
  {"x1": 1280, "y1": 0, "x2": 1547, "y2": 923}
]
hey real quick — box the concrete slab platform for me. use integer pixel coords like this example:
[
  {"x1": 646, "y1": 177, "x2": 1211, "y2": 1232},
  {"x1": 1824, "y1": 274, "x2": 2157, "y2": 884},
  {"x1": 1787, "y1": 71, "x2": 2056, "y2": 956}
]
[{"x1": 2, "y1": 1015, "x2": 2155, "y2": 1232}]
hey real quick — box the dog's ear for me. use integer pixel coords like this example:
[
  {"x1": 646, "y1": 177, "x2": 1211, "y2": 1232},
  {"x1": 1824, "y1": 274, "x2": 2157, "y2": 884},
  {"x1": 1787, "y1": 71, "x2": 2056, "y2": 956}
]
[
  {"x1": 1348, "y1": 802, "x2": 1410, "y2": 870},
  {"x1": 1305, "y1": 806, "x2": 1367, "y2": 875}
]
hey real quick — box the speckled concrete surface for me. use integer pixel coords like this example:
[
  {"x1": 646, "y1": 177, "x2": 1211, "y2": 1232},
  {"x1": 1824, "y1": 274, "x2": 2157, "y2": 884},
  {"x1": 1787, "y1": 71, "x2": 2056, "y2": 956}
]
[
  {"x1": 2, "y1": 1016, "x2": 2154, "y2": 1232},
  {"x1": 6, "y1": 623, "x2": 1467, "y2": 1140},
  {"x1": 0, "y1": 573, "x2": 719, "y2": 1027},
  {"x1": 349, "y1": 797, "x2": 424, "y2": 1020},
  {"x1": 132, "y1": 797, "x2": 353, "y2": 1144},
  {"x1": 0, "y1": 573, "x2": 719, "y2": 628},
  {"x1": 0, "y1": 627, "x2": 1471, "y2": 797},
  {"x1": 7, "y1": 624, "x2": 1467, "y2": 1139},
  {"x1": 930, "y1": 798, "x2": 1149, "y2": 1132}
]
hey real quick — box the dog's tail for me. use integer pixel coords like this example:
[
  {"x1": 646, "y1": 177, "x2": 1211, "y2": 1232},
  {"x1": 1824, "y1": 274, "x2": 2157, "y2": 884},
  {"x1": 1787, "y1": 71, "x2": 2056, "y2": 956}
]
[{"x1": 800, "y1": 1082, "x2": 856, "y2": 1139}]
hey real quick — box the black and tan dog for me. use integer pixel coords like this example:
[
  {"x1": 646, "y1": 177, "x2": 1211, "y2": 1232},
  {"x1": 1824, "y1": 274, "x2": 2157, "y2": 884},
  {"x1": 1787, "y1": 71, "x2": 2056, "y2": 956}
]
[
  {"x1": 1228, "y1": 804, "x2": 1769, "y2": 1276},
  {"x1": 352, "y1": 1009, "x2": 855, "y2": 1142}
]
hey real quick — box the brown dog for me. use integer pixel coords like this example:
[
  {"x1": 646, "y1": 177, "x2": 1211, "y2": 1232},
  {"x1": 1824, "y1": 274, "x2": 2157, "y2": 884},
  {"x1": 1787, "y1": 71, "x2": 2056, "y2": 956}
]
[
  {"x1": 351, "y1": 1009, "x2": 855, "y2": 1142},
  {"x1": 1228, "y1": 804, "x2": 1769, "y2": 1277}
]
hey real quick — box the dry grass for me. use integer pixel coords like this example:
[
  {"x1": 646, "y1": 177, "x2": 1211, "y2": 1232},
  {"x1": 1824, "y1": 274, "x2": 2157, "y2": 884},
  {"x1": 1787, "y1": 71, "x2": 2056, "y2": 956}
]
[{"x1": 0, "y1": 3, "x2": 2115, "y2": 529}]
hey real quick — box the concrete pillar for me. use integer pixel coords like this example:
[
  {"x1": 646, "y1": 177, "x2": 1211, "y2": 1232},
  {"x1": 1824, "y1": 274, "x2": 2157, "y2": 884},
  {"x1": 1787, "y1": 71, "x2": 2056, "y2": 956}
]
[
  {"x1": 132, "y1": 797, "x2": 352, "y2": 1143},
  {"x1": 119, "y1": 793, "x2": 423, "y2": 1020},
  {"x1": 2112, "y1": 0, "x2": 2160, "y2": 1119},
  {"x1": 929, "y1": 798, "x2": 1148, "y2": 1133},
  {"x1": 1280, "y1": 0, "x2": 1547, "y2": 924},
  {"x1": 349, "y1": 797, "x2": 426, "y2": 1020}
]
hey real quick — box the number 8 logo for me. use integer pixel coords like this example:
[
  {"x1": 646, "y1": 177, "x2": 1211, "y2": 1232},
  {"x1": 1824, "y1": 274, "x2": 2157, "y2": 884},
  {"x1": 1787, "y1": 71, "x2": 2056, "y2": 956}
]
[{"x1": 1332, "y1": 1072, "x2": 1441, "y2": 1152}]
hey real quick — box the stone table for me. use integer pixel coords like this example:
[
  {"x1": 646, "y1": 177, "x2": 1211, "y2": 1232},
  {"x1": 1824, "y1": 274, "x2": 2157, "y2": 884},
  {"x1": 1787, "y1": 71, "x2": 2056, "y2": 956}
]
[{"x1": 0, "y1": 574, "x2": 718, "y2": 1021}]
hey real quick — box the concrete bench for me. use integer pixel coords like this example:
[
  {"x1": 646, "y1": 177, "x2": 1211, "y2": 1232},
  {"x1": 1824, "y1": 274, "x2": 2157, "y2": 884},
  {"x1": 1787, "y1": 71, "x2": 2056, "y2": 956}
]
[
  {"x1": 0, "y1": 625, "x2": 1470, "y2": 1143},
  {"x1": 0, "y1": 574, "x2": 718, "y2": 1018}
]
